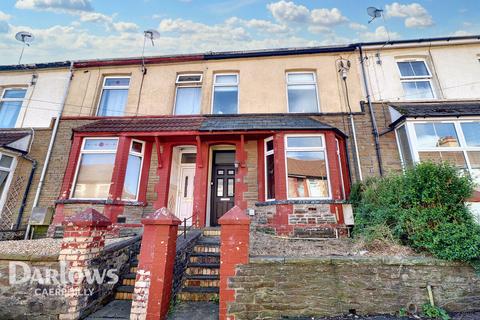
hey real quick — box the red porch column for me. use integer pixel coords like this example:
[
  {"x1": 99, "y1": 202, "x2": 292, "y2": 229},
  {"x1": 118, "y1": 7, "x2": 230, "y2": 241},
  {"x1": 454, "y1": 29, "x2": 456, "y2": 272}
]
[
  {"x1": 326, "y1": 132, "x2": 342, "y2": 200},
  {"x1": 193, "y1": 140, "x2": 208, "y2": 227},
  {"x1": 104, "y1": 136, "x2": 131, "y2": 222},
  {"x1": 234, "y1": 136, "x2": 248, "y2": 210},
  {"x1": 130, "y1": 208, "x2": 181, "y2": 320},
  {"x1": 219, "y1": 206, "x2": 250, "y2": 320},
  {"x1": 273, "y1": 133, "x2": 287, "y2": 200}
]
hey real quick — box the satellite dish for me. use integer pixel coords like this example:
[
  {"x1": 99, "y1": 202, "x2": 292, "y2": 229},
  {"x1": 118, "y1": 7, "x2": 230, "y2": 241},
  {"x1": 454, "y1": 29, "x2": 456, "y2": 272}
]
[
  {"x1": 15, "y1": 31, "x2": 34, "y2": 65},
  {"x1": 367, "y1": 7, "x2": 383, "y2": 23},
  {"x1": 15, "y1": 31, "x2": 35, "y2": 45},
  {"x1": 144, "y1": 29, "x2": 160, "y2": 46}
]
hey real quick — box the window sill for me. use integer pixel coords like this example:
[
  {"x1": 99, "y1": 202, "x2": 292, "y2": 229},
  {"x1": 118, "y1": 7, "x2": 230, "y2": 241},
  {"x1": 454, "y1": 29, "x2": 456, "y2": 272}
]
[
  {"x1": 255, "y1": 199, "x2": 345, "y2": 206},
  {"x1": 56, "y1": 199, "x2": 147, "y2": 206}
]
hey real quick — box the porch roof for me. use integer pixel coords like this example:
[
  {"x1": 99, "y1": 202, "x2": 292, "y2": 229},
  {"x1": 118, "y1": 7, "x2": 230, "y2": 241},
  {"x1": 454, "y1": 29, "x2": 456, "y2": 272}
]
[
  {"x1": 389, "y1": 102, "x2": 480, "y2": 127},
  {"x1": 73, "y1": 114, "x2": 341, "y2": 135},
  {"x1": 0, "y1": 130, "x2": 32, "y2": 153}
]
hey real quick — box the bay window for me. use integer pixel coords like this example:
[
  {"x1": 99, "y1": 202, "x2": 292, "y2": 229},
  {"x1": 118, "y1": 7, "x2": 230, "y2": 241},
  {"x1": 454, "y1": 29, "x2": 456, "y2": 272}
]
[
  {"x1": 0, "y1": 153, "x2": 15, "y2": 212},
  {"x1": 122, "y1": 140, "x2": 145, "y2": 201},
  {"x1": 286, "y1": 72, "x2": 319, "y2": 113},
  {"x1": 0, "y1": 88, "x2": 27, "y2": 128},
  {"x1": 212, "y1": 74, "x2": 238, "y2": 114},
  {"x1": 72, "y1": 138, "x2": 118, "y2": 199},
  {"x1": 285, "y1": 135, "x2": 330, "y2": 199},
  {"x1": 264, "y1": 137, "x2": 275, "y2": 200},
  {"x1": 397, "y1": 120, "x2": 480, "y2": 192},
  {"x1": 97, "y1": 77, "x2": 130, "y2": 116},
  {"x1": 396, "y1": 60, "x2": 435, "y2": 100},
  {"x1": 174, "y1": 74, "x2": 202, "y2": 115}
]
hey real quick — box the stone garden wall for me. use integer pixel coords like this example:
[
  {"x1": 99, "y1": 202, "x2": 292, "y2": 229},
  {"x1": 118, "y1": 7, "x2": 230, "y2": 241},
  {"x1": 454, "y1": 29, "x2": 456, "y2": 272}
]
[{"x1": 228, "y1": 256, "x2": 480, "y2": 319}]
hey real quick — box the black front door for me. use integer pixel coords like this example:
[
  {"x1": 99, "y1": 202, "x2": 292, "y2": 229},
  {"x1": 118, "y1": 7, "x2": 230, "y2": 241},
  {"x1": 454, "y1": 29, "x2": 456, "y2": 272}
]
[{"x1": 211, "y1": 151, "x2": 235, "y2": 226}]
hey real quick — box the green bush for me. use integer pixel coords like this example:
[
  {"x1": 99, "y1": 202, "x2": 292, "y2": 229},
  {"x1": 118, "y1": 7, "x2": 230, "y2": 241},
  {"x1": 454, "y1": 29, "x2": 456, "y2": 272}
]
[
  {"x1": 352, "y1": 162, "x2": 480, "y2": 263},
  {"x1": 422, "y1": 303, "x2": 451, "y2": 320}
]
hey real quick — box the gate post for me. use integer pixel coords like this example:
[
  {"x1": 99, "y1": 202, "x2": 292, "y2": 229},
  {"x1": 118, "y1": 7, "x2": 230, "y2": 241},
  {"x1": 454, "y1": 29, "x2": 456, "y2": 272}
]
[
  {"x1": 130, "y1": 208, "x2": 181, "y2": 320},
  {"x1": 219, "y1": 206, "x2": 250, "y2": 320}
]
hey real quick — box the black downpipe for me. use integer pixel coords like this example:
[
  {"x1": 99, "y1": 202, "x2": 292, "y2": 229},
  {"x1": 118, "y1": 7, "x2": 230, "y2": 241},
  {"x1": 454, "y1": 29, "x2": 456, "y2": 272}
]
[
  {"x1": 358, "y1": 45, "x2": 384, "y2": 176},
  {"x1": 15, "y1": 155, "x2": 37, "y2": 230}
]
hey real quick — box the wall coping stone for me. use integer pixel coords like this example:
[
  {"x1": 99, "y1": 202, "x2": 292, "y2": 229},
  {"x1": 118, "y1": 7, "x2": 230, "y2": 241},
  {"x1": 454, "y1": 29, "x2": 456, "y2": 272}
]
[
  {"x1": 141, "y1": 207, "x2": 181, "y2": 225},
  {"x1": 249, "y1": 255, "x2": 467, "y2": 267},
  {"x1": 219, "y1": 205, "x2": 251, "y2": 225},
  {"x1": 63, "y1": 208, "x2": 112, "y2": 227},
  {"x1": 0, "y1": 253, "x2": 59, "y2": 262},
  {"x1": 255, "y1": 199, "x2": 347, "y2": 206}
]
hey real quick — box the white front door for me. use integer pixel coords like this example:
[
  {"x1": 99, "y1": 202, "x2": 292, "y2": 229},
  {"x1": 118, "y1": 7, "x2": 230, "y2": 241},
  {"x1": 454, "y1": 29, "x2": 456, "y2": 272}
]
[{"x1": 176, "y1": 165, "x2": 195, "y2": 225}]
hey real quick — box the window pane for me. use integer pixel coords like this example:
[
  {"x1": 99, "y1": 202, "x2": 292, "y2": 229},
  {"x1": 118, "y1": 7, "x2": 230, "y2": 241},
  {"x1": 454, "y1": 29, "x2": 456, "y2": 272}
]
[
  {"x1": 0, "y1": 155, "x2": 13, "y2": 168},
  {"x1": 73, "y1": 154, "x2": 115, "y2": 198},
  {"x1": 227, "y1": 178, "x2": 234, "y2": 196},
  {"x1": 0, "y1": 170, "x2": 8, "y2": 198},
  {"x1": 0, "y1": 101, "x2": 22, "y2": 128},
  {"x1": 215, "y1": 75, "x2": 237, "y2": 84},
  {"x1": 414, "y1": 123, "x2": 458, "y2": 148},
  {"x1": 398, "y1": 62, "x2": 415, "y2": 77},
  {"x1": 98, "y1": 89, "x2": 128, "y2": 116},
  {"x1": 461, "y1": 122, "x2": 480, "y2": 147},
  {"x1": 418, "y1": 151, "x2": 467, "y2": 169},
  {"x1": 266, "y1": 139, "x2": 274, "y2": 152},
  {"x1": 181, "y1": 153, "x2": 197, "y2": 164},
  {"x1": 177, "y1": 74, "x2": 202, "y2": 82},
  {"x1": 402, "y1": 81, "x2": 434, "y2": 100},
  {"x1": 217, "y1": 178, "x2": 223, "y2": 196},
  {"x1": 3, "y1": 89, "x2": 27, "y2": 99},
  {"x1": 287, "y1": 151, "x2": 328, "y2": 198},
  {"x1": 122, "y1": 154, "x2": 141, "y2": 200},
  {"x1": 398, "y1": 61, "x2": 429, "y2": 77},
  {"x1": 287, "y1": 73, "x2": 314, "y2": 83},
  {"x1": 287, "y1": 84, "x2": 318, "y2": 113},
  {"x1": 175, "y1": 87, "x2": 201, "y2": 115},
  {"x1": 131, "y1": 141, "x2": 143, "y2": 154},
  {"x1": 266, "y1": 153, "x2": 275, "y2": 199},
  {"x1": 287, "y1": 136, "x2": 323, "y2": 148},
  {"x1": 468, "y1": 151, "x2": 480, "y2": 192},
  {"x1": 84, "y1": 139, "x2": 118, "y2": 151},
  {"x1": 396, "y1": 126, "x2": 413, "y2": 167},
  {"x1": 212, "y1": 86, "x2": 238, "y2": 114},
  {"x1": 105, "y1": 78, "x2": 130, "y2": 86},
  {"x1": 215, "y1": 152, "x2": 235, "y2": 164}
]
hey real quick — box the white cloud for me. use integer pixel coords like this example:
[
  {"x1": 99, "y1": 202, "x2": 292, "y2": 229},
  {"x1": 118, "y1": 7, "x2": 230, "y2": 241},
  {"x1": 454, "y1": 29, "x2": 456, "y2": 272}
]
[
  {"x1": 267, "y1": 0, "x2": 309, "y2": 23},
  {"x1": 385, "y1": 2, "x2": 433, "y2": 28},
  {"x1": 310, "y1": 8, "x2": 347, "y2": 26},
  {"x1": 0, "y1": 10, "x2": 11, "y2": 21},
  {"x1": 360, "y1": 26, "x2": 400, "y2": 42},
  {"x1": 226, "y1": 17, "x2": 290, "y2": 34},
  {"x1": 450, "y1": 30, "x2": 472, "y2": 36},
  {"x1": 307, "y1": 25, "x2": 332, "y2": 34},
  {"x1": 15, "y1": 0, "x2": 93, "y2": 13},
  {"x1": 349, "y1": 22, "x2": 367, "y2": 31}
]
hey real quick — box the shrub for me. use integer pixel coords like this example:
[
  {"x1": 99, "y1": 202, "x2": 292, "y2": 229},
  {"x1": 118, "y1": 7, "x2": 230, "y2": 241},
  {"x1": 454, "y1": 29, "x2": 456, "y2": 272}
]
[
  {"x1": 352, "y1": 162, "x2": 480, "y2": 263},
  {"x1": 422, "y1": 303, "x2": 450, "y2": 320}
]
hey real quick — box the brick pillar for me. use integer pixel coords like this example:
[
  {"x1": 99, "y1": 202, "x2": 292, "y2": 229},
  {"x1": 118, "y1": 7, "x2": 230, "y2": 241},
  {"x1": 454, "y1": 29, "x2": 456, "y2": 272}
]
[
  {"x1": 219, "y1": 206, "x2": 250, "y2": 320},
  {"x1": 58, "y1": 208, "x2": 112, "y2": 320},
  {"x1": 130, "y1": 208, "x2": 181, "y2": 320}
]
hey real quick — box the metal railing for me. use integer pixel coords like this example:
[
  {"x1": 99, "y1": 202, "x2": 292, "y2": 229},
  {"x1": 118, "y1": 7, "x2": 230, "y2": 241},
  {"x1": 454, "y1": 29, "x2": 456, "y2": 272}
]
[{"x1": 177, "y1": 214, "x2": 199, "y2": 239}]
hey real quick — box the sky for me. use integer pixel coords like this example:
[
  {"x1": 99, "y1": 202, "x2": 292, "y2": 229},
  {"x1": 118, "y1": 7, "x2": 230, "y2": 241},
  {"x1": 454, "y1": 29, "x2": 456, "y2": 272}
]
[{"x1": 0, "y1": 0, "x2": 479, "y2": 65}]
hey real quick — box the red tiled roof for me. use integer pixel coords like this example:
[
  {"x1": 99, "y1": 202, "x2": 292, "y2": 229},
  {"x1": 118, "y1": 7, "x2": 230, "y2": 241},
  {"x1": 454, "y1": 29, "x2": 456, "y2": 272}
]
[{"x1": 74, "y1": 117, "x2": 206, "y2": 133}]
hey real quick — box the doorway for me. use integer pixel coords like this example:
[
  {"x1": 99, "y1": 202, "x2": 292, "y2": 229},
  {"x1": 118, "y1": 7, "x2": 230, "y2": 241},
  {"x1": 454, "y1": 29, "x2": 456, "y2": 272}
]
[
  {"x1": 173, "y1": 148, "x2": 196, "y2": 225},
  {"x1": 210, "y1": 150, "x2": 235, "y2": 226}
]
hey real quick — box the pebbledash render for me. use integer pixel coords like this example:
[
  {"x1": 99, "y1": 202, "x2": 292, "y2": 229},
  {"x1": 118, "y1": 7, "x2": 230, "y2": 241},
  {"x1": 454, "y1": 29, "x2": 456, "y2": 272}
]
[{"x1": 15, "y1": 35, "x2": 480, "y2": 237}]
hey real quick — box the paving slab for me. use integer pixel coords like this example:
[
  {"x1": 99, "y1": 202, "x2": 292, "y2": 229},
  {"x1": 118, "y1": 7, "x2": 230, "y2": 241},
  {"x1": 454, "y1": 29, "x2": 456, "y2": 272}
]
[
  {"x1": 168, "y1": 301, "x2": 219, "y2": 320},
  {"x1": 86, "y1": 300, "x2": 132, "y2": 319}
]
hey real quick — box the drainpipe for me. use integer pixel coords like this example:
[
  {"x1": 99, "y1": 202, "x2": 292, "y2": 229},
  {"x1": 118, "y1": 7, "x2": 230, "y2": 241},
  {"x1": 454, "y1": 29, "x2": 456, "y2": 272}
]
[
  {"x1": 358, "y1": 45, "x2": 384, "y2": 176},
  {"x1": 25, "y1": 61, "x2": 74, "y2": 239}
]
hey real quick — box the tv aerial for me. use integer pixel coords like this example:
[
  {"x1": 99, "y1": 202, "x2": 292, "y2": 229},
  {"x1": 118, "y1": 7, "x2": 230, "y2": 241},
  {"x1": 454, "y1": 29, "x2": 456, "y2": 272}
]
[
  {"x1": 367, "y1": 7, "x2": 383, "y2": 23},
  {"x1": 15, "y1": 31, "x2": 34, "y2": 64},
  {"x1": 141, "y1": 29, "x2": 160, "y2": 73}
]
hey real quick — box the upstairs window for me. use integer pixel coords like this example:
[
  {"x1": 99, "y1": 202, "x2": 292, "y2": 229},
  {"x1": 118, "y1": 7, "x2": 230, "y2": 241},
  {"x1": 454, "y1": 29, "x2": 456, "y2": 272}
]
[
  {"x1": 0, "y1": 88, "x2": 27, "y2": 128},
  {"x1": 212, "y1": 74, "x2": 238, "y2": 114},
  {"x1": 72, "y1": 138, "x2": 118, "y2": 199},
  {"x1": 285, "y1": 135, "x2": 329, "y2": 199},
  {"x1": 397, "y1": 60, "x2": 435, "y2": 100},
  {"x1": 286, "y1": 72, "x2": 319, "y2": 113},
  {"x1": 97, "y1": 77, "x2": 130, "y2": 116},
  {"x1": 174, "y1": 74, "x2": 202, "y2": 115},
  {"x1": 122, "y1": 140, "x2": 145, "y2": 201}
]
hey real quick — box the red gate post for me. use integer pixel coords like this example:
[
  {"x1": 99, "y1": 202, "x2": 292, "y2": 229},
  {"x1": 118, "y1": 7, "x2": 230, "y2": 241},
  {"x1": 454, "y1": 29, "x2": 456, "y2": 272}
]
[
  {"x1": 219, "y1": 206, "x2": 250, "y2": 320},
  {"x1": 130, "y1": 208, "x2": 181, "y2": 320}
]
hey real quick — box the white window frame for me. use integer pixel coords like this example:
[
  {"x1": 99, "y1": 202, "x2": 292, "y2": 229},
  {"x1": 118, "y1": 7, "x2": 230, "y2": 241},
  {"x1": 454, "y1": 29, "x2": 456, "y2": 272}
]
[
  {"x1": 0, "y1": 152, "x2": 17, "y2": 216},
  {"x1": 211, "y1": 73, "x2": 239, "y2": 114},
  {"x1": 173, "y1": 73, "x2": 203, "y2": 115},
  {"x1": 0, "y1": 88, "x2": 28, "y2": 128},
  {"x1": 285, "y1": 71, "x2": 320, "y2": 113},
  {"x1": 96, "y1": 76, "x2": 131, "y2": 116},
  {"x1": 396, "y1": 59, "x2": 436, "y2": 100},
  {"x1": 122, "y1": 139, "x2": 145, "y2": 201},
  {"x1": 399, "y1": 118, "x2": 480, "y2": 181},
  {"x1": 284, "y1": 134, "x2": 331, "y2": 200},
  {"x1": 264, "y1": 137, "x2": 275, "y2": 201},
  {"x1": 70, "y1": 137, "x2": 119, "y2": 200}
]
